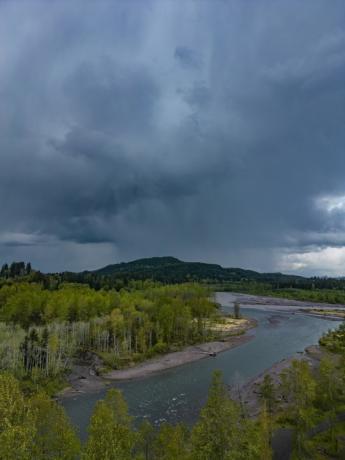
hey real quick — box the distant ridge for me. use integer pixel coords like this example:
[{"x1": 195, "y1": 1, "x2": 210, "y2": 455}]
[{"x1": 91, "y1": 256, "x2": 305, "y2": 284}]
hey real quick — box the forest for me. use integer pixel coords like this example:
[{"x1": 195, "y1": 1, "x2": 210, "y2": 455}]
[
  {"x1": 4, "y1": 259, "x2": 345, "y2": 292},
  {"x1": 0, "y1": 322, "x2": 344, "y2": 459},
  {"x1": 0, "y1": 277, "x2": 220, "y2": 392},
  {"x1": 0, "y1": 261, "x2": 345, "y2": 458}
]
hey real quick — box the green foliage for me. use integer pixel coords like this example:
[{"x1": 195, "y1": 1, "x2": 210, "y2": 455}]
[
  {"x1": 83, "y1": 389, "x2": 135, "y2": 460},
  {"x1": 1, "y1": 260, "x2": 344, "y2": 459},
  {"x1": 135, "y1": 420, "x2": 155, "y2": 460},
  {"x1": 319, "y1": 323, "x2": 345, "y2": 353},
  {"x1": 304, "y1": 421, "x2": 345, "y2": 459},
  {"x1": 0, "y1": 282, "x2": 218, "y2": 382},
  {"x1": 29, "y1": 392, "x2": 80, "y2": 459},
  {"x1": 273, "y1": 326, "x2": 345, "y2": 459},
  {"x1": 81, "y1": 372, "x2": 270, "y2": 460},
  {"x1": 0, "y1": 372, "x2": 79, "y2": 459},
  {"x1": 259, "y1": 374, "x2": 276, "y2": 414},
  {"x1": 258, "y1": 403, "x2": 272, "y2": 460},
  {"x1": 190, "y1": 370, "x2": 265, "y2": 460},
  {"x1": 152, "y1": 423, "x2": 189, "y2": 460},
  {"x1": 219, "y1": 281, "x2": 345, "y2": 305},
  {"x1": 6, "y1": 352, "x2": 344, "y2": 460},
  {"x1": 0, "y1": 257, "x2": 318, "y2": 290}
]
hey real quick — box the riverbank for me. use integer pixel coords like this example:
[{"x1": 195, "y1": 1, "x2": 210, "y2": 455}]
[
  {"x1": 217, "y1": 291, "x2": 345, "y2": 309},
  {"x1": 216, "y1": 291, "x2": 345, "y2": 320},
  {"x1": 106, "y1": 333, "x2": 254, "y2": 381},
  {"x1": 301, "y1": 308, "x2": 345, "y2": 320},
  {"x1": 59, "y1": 317, "x2": 257, "y2": 397},
  {"x1": 236, "y1": 344, "x2": 326, "y2": 418}
]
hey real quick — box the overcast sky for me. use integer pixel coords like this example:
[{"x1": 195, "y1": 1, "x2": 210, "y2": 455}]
[{"x1": 0, "y1": 0, "x2": 344, "y2": 275}]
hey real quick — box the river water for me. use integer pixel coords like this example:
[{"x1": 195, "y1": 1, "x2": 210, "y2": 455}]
[{"x1": 62, "y1": 293, "x2": 341, "y2": 439}]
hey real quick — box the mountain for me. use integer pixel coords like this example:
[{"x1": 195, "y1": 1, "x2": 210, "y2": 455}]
[{"x1": 91, "y1": 256, "x2": 305, "y2": 284}]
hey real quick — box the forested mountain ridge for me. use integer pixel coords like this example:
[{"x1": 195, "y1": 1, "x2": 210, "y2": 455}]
[
  {"x1": 91, "y1": 256, "x2": 305, "y2": 284},
  {"x1": 1, "y1": 257, "x2": 344, "y2": 291}
]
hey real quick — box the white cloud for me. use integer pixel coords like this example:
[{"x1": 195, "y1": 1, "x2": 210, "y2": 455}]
[
  {"x1": 316, "y1": 194, "x2": 345, "y2": 213},
  {"x1": 280, "y1": 246, "x2": 345, "y2": 276}
]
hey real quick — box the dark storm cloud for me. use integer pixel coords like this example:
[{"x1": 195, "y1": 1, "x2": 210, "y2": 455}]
[
  {"x1": 174, "y1": 46, "x2": 202, "y2": 69},
  {"x1": 63, "y1": 58, "x2": 159, "y2": 136},
  {"x1": 0, "y1": 0, "x2": 345, "y2": 274}
]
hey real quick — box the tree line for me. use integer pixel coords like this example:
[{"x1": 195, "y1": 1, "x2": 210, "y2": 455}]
[
  {"x1": 0, "y1": 370, "x2": 271, "y2": 460},
  {"x1": 0, "y1": 282, "x2": 219, "y2": 385},
  {"x1": 2, "y1": 319, "x2": 344, "y2": 460},
  {"x1": 4, "y1": 260, "x2": 345, "y2": 292},
  {"x1": 218, "y1": 281, "x2": 345, "y2": 305},
  {"x1": 258, "y1": 324, "x2": 345, "y2": 458}
]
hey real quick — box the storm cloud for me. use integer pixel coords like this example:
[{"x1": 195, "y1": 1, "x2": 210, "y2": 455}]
[{"x1": 0, "y1": 0, "x2": 344, "y2": 274}]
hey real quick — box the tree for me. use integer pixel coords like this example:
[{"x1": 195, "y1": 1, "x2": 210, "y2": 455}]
[
  {"x1": 29, "y1": 392, "x2": 80, "y2": 459},
  {"x1": 83, "y1": 389, "x2": 135, "y2": 460},
  {"x1": 152, "y1": 423, "x2": 189, "y2": 460},
  {"x1": 259, "y1": 374, "x2": 276, "y2": 415},
  {"x1": 0, "y1": 373, "x2": 35, "y2": 459},
  {"x1": 234, "y1": 302, "x2": 241, "y2": 319},
  {"x1": 0, "y1": 263, "x2": 9, "y2": 278},
  {"x1": 316, "y1": 358, "x2": 341, "y2": 452},
  {"x1": 280, "y1": 360, "x2": 316, "y2": 457},
  {"x1": 191, "y1": 370, "x2": 249, "y2": 460},
  {"x1": 135, "y1": 420, "x2": 155, "y2": 460},
  {"x1": 0, "y1": 373, "x2": 79, "y2": 459},
  {"x1": 258, "y1": 403, "x2": 272, "y2": 459}
]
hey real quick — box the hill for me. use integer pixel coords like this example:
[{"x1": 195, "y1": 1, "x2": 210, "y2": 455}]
[{"x1": 91, "y1": 256, "x2": 305, "y2": 284}]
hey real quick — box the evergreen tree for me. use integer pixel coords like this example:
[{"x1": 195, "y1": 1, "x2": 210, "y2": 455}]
[{"x1": 0, "y1": 263, "x2": 9, "y2": 278}]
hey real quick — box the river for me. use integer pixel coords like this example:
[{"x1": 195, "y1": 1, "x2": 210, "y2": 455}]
[{"x1": 62, "y1": 292, "x2": 341, "y2": 439}]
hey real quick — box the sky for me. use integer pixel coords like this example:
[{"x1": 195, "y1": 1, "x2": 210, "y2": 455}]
[{"x1": 0, "y1": 0, "x2": 344, "y2": 275}]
